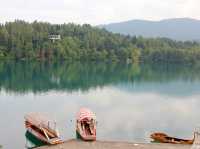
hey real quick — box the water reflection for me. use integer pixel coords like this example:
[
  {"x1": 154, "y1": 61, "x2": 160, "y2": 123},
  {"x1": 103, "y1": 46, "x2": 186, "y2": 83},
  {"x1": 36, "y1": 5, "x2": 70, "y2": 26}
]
[
  {"x1": 0, "y1": 61, "x2": 200, "y2": 149},
  {"x1": 0, "y1": 61, "x2": 200, "y2": 95}
]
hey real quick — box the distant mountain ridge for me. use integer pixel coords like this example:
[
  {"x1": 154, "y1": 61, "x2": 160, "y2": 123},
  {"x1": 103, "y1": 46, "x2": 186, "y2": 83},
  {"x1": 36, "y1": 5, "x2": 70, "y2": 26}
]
[{"x1": 99, "y1": 18, "x2": 200, "y2": 41}]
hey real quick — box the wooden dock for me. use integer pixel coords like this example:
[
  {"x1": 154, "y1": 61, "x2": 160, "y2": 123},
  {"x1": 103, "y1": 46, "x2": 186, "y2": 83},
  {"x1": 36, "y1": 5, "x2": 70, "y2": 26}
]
[{"x1": 36, "y1": 139, "x2": 192, "y2": 149}]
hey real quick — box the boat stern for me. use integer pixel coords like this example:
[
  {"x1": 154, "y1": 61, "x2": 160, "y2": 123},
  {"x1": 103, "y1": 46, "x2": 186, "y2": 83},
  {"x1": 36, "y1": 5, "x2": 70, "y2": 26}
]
[{"x1": 49, "y1": 138, "x2": 63, "y2": 145}]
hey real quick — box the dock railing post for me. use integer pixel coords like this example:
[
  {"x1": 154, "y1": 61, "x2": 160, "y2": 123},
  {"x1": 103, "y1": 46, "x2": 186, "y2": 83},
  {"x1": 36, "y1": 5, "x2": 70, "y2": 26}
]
[{"x1": 191, "y1": 127, "x2": 200, "y2": 149}]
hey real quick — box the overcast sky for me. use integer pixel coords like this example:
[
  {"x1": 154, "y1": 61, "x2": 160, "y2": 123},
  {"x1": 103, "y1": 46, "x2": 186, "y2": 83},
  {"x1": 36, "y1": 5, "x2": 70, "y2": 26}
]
[{"x1": 0, "y1": 0, "x2": 200, "y2": 25}]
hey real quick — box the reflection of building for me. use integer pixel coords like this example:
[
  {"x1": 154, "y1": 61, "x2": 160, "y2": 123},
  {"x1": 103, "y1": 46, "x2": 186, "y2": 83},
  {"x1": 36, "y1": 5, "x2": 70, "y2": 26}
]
[{"x1": 48, "y1": 35, "x2": 61, "y2": 42}]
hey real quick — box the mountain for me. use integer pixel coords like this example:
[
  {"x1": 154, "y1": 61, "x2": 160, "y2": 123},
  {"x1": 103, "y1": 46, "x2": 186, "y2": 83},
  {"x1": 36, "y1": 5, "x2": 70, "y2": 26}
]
[{"x1": 99, "y1": 18, "x2": 200, "y2": 41}]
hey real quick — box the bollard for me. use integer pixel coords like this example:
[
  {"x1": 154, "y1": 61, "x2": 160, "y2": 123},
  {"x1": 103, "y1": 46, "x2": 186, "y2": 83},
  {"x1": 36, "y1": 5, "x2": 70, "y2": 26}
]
[{"x1": 191, "y1": 128, "x2": 200, "y2": 149}]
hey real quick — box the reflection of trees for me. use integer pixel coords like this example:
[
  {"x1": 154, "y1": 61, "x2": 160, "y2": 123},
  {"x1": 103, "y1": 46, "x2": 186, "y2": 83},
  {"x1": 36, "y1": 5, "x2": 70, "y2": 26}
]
[{"x1": 0, "y1": 61, "x2": 199, "y2": 93}]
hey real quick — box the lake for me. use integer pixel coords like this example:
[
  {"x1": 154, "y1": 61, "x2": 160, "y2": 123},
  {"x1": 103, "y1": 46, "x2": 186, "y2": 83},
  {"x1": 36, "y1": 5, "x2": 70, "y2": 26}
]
[{"x1": 0, "y1": 61, "x2": 200, "y2": 149}]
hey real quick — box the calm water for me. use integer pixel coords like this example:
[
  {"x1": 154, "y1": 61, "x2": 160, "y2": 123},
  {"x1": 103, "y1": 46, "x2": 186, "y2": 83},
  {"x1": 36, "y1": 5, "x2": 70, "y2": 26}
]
[{"x1": 0, "y1": 61, "x2": 200, "y2": 149}]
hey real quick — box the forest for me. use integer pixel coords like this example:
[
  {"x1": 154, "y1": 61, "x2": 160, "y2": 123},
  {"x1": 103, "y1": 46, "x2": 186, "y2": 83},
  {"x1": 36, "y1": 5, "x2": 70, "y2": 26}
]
[{"x1": 0, "y1": 20, "x2": 200, "y2": 63}]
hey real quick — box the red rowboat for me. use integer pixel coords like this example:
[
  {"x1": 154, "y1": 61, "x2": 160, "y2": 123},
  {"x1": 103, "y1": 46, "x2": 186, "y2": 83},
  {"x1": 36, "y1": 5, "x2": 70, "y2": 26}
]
[
  {"x1": 76, "y1": 108, "x2": 96, "y2": 141},
  {"x1": 24, "y1": 113, "x2": 63, "y2": 145}
]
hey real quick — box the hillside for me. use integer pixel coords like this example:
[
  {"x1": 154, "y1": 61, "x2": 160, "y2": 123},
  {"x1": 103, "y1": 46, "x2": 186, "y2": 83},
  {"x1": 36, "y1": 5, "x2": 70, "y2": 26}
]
[{"x1": 100, "y1": 18, "x2": 200, "y2": 41}]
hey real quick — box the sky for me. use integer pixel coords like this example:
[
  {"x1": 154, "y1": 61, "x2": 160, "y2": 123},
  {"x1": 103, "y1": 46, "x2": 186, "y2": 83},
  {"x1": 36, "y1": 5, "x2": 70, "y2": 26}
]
[{"x1": 0, "y1": 0, "x2": 200, "y2": 25}]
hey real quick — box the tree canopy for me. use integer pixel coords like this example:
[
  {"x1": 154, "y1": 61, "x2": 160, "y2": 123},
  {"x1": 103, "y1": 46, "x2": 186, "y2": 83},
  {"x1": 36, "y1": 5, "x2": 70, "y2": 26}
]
[{"x1": 0, "y1": 20, "x2": 200, "y2": 63}]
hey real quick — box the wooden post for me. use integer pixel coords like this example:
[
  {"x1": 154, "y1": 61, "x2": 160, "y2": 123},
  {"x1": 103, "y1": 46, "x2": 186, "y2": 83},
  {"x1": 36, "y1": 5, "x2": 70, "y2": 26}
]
[{"x1": 191, "y1": 128, "x2": 200, "y2": 149}]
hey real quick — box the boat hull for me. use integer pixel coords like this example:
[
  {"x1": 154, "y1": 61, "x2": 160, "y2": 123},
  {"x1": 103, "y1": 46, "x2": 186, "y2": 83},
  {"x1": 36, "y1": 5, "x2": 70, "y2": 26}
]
[
  {"x1": 26, "y1": 127, "x2": 50, "y2": 144},
  {"x1": 76, "y1": 108, "x2": 97, "y2": 141},
  {"x1": 150, "y1": 132, "x2": 193, "y2": 144},
  {"x1": 25, "y1": 120, "x2": 62, "y2": 145},
  {"x1": 76, "y1": 130, "x2": 96, "y2": 141},
  {"x1": 25, "y1": 130, "x2": 46, "y2": 148}
]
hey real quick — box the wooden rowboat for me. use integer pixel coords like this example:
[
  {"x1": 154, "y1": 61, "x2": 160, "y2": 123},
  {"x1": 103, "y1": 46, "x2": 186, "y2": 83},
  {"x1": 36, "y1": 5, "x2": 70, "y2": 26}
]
[
  {"x1": 150, "y1": 132, "x2": 194, "y2": 144},
  {"x1": 24, "y1": 113, "x2": 63, "y2": 145},
  {"x1": 76, "y1": 108, "x2": 96, "y2": 141},
  {"x1": 25, "y1": 130, "x2": 46, "y2": 149}
]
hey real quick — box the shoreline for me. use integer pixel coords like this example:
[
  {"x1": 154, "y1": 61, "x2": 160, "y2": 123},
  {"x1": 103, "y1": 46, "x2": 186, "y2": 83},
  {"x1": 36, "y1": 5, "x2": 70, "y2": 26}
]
[{"x1": 36, "y1": 139, "x2": 191, "y2": 149}]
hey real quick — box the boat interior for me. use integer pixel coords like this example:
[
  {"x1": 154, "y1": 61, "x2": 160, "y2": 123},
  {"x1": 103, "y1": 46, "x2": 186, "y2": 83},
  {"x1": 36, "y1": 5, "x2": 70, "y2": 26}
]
[
  {"x1": 80, "y1": 118, "x2": 95, "y2": 136},
  {"x1": 28, "y1": 122, "x2": 58, "y2": 140},
  {"x1": 150, "y1": 132, "x2": 193, "y2": 144}
]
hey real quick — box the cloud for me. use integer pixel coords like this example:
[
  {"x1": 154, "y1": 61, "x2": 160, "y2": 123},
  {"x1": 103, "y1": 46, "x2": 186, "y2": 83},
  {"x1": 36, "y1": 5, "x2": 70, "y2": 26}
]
[
  {"x1": 0, "y1": 0, "x2": 200, "y2": 25},
  {"x1": 1, "y1": 86, "x2": 200, "y2": 148}
]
